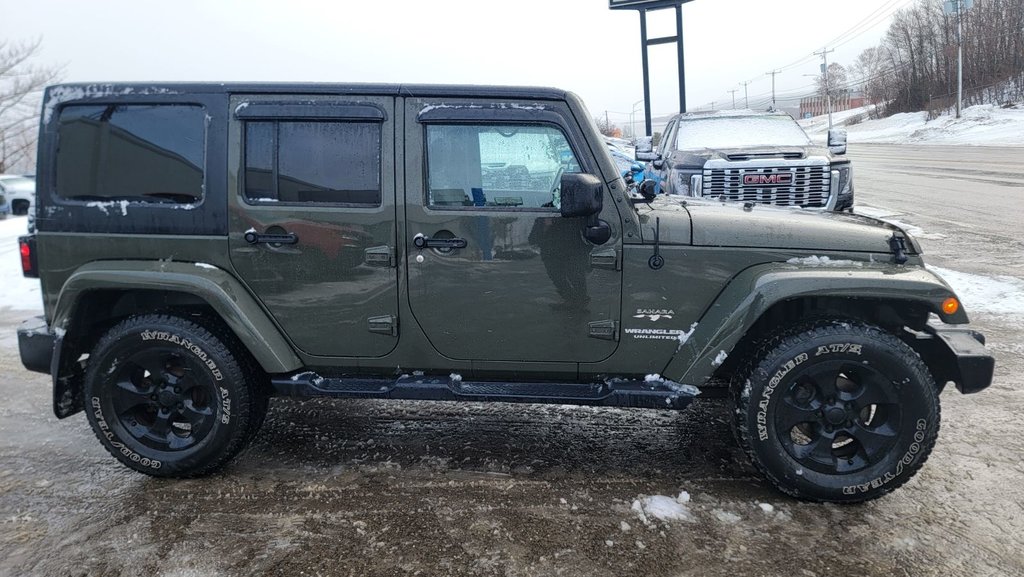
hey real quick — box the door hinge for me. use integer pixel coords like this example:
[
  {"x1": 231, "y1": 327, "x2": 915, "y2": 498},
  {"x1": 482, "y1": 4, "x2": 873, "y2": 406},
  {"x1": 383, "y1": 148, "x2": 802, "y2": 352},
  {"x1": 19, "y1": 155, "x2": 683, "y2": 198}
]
[
  {"x1": 365, "y1": 245, "x2": 396, "y2": 267},
  {"x1": 368, "y1": 315, "x2": 398, "y2": 336},
  {"x1": 590, "y1": 247, "x2": 620, "y2": 270},
  {"x1": 588, "y1": 319, "x2": 619, "y2": 341}
]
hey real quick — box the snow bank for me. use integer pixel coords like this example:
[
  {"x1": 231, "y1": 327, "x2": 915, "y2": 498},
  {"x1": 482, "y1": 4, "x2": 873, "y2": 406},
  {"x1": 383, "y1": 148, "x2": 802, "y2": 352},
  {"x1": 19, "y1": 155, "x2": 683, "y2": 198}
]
[
  {"x1": 855, "y1": 206, "x2": 947, "y2": 240},
  {"x1": 802, "y1": 103, "x2": 1024, "y2": 147},
  {"x1": 927, "y1": 265, "x2": 1024, "y2": 319},
  {"x1": 0, "y1": 217, "x2": 42, "y2": 312}
]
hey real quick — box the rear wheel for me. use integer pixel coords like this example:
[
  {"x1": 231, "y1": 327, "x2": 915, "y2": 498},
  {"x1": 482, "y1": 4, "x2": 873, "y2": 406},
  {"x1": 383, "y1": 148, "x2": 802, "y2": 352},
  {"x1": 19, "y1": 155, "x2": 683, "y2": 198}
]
[
  {"x1": 84, "y1": 314, "x2": 265, "y2": 477},
  {"x1": 734, "y1": 321, "x2": 939, "y2": 502}
]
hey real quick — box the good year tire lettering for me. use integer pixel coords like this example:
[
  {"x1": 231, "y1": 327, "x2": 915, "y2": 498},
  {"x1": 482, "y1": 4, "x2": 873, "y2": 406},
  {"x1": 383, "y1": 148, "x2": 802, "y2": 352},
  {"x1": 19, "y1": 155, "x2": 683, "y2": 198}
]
[{"x1": 842, "y1": 419, "x2": 927, "y2": 494}]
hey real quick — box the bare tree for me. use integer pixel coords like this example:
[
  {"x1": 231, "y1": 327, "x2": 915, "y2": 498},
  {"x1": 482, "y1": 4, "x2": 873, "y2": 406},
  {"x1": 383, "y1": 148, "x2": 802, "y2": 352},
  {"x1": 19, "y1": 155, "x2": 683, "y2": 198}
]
[
  {"x1": 816, "y1": 63, "x2": 849, "y2": 104},
  {"x1": 851, "y1": 47, "x2": 891, "y2": 105},
  {"x1": 851, "y1": 0, "x2": 1024, "y2": 115},
  {"x1": 593, "y1": 115, "x2": 621, "y2": 138},
  {"x1": 1, "y1": 39, "x2": 62, "y2": 173}
]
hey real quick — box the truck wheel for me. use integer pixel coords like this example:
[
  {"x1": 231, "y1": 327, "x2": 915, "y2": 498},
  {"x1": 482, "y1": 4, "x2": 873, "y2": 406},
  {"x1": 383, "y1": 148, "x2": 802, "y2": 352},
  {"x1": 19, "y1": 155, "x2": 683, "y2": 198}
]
[
  {"x1": 734, "y1": 321, "x2": 939, "y2": 503},
  {"x1": 83, "y1": 314, "x2": 265, "y2": 477}
]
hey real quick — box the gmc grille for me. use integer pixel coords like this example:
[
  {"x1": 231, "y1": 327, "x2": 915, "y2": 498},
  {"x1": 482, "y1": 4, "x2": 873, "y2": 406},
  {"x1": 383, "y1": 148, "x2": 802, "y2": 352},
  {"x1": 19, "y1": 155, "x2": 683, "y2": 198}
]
[{"x1": 702, "y1": 166, "x2": 831, "y2": 207}]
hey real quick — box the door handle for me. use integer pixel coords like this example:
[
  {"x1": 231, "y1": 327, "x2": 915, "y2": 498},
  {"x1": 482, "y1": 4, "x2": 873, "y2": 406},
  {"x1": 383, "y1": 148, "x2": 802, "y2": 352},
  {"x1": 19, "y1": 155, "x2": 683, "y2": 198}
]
[
  {"x1": 413, "y1": 234, "x2": 467, "y2": 250},
  {"x1": 244, "y1": 231, "x2": 299, "y2": 245}
]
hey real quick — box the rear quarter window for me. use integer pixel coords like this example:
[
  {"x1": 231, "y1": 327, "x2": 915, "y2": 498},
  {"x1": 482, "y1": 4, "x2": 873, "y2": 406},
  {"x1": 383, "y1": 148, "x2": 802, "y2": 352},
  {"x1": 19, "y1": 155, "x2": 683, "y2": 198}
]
[{"x1": 55, "y1": 104, "x2": 206, "y2": 204}]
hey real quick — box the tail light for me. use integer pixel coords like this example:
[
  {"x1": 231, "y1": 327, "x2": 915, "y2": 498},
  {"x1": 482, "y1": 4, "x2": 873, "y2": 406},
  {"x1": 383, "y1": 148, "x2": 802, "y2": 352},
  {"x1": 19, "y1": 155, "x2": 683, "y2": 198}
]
[{"x1": 18, "y1": 235, "x2": 38, "y2": 278}]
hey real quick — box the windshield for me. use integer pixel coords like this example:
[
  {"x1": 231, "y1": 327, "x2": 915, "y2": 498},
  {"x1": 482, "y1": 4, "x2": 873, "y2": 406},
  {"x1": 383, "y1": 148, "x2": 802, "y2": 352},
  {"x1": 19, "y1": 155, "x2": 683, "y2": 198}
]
[
  {"x1": 0, "y1": 176, "x2": 35, "y2": 193},
  {"x1": 676, "y1": 116, "x2": 812, "y2": 150}
]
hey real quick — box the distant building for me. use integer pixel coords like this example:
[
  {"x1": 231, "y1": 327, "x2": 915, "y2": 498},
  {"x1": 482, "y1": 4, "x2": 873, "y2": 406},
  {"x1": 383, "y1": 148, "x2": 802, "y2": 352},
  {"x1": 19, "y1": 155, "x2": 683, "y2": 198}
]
[{"x1": 799, "y1": 90, "x2": 867, "y2": 119}]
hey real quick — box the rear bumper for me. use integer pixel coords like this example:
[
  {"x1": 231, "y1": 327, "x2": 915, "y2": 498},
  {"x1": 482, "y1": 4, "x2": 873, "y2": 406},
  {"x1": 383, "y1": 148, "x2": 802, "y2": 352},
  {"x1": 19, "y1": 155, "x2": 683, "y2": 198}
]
[
  {"x1": 927, "y1": 326, "x2": 994, "y2": 394},
  {"x1": 17, "y1": 316, "x2": 55, "y2": 374}
]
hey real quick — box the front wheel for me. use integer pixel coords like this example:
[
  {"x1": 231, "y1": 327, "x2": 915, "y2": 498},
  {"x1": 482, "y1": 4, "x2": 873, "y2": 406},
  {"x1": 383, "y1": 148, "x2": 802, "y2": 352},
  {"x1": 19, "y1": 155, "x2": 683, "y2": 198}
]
[
  {"x1": 84, "y1": 314, "x2": 265, "y2": 477},
  {"x1": 734, "y1": 321, "x2": 940, "y2": 503}
]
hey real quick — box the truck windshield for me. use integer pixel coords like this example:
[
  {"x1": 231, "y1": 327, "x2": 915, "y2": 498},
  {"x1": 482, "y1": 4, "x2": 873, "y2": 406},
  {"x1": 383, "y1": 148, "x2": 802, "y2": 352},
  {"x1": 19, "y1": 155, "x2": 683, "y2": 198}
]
[{"x1": 676, "y1": 116, "x2": 812, "y2": 150}]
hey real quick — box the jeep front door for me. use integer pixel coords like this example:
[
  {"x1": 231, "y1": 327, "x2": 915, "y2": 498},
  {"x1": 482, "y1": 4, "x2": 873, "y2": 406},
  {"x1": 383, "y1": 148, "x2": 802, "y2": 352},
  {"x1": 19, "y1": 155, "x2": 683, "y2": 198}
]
[{"x1": 403, "y1": 98, "x2": 622, "y2": 363}]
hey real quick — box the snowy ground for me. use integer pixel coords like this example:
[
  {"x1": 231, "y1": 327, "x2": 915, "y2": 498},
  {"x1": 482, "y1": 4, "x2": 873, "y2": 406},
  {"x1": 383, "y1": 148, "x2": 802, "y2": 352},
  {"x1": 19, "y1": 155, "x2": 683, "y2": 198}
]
[
  {"x1": 0, "y1": 217, "x2": 41, "y2": 313},
  {"x1": 801, "y1": 103, "x2": 1024, "y2": 147}
]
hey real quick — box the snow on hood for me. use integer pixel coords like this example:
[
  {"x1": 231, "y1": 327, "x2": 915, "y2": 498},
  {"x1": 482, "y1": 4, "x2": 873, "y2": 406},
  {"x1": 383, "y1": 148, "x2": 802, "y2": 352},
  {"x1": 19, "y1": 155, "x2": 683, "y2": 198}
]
[{"x1": 675, "y1": 114, "x2": 812, "y2": 150}]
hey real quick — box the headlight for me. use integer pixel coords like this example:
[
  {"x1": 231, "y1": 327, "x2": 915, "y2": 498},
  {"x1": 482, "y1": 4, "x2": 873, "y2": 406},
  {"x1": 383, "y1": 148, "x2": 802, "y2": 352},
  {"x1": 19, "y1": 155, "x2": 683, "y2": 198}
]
[
  {"x1": 672, "y1": 171, "x2": 701, "y2": 196},
  {"x1": 674, "y1": 171, "x2": 690, "y2": 195},
  {"x1": 836, "y1": 165, "x2": 853, "y2": 195}
]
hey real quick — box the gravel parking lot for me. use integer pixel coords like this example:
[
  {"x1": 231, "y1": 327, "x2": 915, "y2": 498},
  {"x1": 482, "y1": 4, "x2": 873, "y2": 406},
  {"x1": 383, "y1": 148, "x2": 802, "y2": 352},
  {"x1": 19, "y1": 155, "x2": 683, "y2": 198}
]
[{"x1": 1, "y1": 143, "x2": 1022, "y2": 577}]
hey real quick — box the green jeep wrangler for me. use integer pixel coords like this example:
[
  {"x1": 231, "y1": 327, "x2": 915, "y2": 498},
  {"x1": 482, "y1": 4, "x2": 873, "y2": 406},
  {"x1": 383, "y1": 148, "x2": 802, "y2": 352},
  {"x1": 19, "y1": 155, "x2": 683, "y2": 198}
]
[{"x1": 16, "y1": 83, "x2": 994, "y2": 503}]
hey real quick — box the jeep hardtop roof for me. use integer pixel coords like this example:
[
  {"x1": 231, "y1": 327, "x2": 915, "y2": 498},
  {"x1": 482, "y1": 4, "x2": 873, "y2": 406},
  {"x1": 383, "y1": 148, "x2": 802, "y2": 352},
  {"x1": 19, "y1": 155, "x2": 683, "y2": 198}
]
[{"x1": 44, "y1": 82, "x2": 571, "y2": 101}]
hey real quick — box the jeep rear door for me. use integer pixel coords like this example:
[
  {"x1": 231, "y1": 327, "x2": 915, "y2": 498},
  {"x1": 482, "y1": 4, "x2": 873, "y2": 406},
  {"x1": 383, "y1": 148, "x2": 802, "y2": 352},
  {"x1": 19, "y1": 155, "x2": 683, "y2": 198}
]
[
  {"x1": 228, "y1": 95, "x2": 400, "y2": 358},
  {"x1": 403, "y1": 97, "x2": 622, "y2": 364}
]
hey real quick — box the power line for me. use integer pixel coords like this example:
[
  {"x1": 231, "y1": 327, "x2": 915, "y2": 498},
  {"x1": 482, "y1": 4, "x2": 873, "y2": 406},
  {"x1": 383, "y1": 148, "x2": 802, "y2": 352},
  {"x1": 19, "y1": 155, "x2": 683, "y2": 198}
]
[{"x1": 726, "y1": 0, "x2": 916, "y2": 96}]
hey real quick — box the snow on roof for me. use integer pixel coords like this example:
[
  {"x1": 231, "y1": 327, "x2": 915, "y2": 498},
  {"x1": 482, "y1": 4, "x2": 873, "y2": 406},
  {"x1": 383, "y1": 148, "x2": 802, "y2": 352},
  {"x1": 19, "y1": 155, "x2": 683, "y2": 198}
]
[{"x1": 678, "y1": 109, "x2": 794, "y2": 120}]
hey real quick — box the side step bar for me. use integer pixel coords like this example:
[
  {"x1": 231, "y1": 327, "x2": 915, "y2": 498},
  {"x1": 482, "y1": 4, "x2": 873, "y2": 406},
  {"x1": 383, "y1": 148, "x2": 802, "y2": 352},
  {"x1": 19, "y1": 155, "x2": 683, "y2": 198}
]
[{"x1": 270, "y1": 373, "x2": 699, "y2": 410}]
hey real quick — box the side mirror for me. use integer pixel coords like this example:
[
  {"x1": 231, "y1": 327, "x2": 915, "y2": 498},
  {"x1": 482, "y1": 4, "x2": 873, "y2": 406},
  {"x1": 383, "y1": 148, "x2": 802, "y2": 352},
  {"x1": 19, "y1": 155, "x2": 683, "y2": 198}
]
[
  {"x1": 635, "y1": 136, "x2": 657, "y2": 162},
  {"x1": 560, "y1": 173, "x2": 603, "y2": 218},
  {"x1": 828, "y1": 128, "x2": 848, "y2": 155}
]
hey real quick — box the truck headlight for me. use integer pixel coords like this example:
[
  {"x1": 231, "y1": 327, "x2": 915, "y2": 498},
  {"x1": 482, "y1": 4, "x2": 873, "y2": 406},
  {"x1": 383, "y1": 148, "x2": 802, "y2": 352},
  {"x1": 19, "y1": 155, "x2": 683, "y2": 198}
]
[
  {"x1": 836, "y1": 165, "x2": 853, "y2": 196},
  {"x1": 673, "y1": 171, "x2": 701, "y2": 196}
]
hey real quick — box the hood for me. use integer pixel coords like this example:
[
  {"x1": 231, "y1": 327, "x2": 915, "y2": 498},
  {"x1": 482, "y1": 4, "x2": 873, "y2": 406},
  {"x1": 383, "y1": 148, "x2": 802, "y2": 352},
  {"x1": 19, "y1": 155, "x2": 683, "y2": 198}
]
[
  {"x1": 639, "y1": 197, "x2": 914, "y2": 253},
  {"x1": 668, "y1": 145, "x2": 834, "y2": 167}
]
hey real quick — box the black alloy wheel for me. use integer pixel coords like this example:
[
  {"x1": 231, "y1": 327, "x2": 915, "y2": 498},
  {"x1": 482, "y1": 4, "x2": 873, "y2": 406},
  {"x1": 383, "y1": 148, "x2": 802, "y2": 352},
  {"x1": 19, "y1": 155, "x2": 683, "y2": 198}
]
[
  {"x1": 776, "y1": 361, "x2": 901, "y2": 475},
  {"x1": 106, "y1": 348, "x2": 218, "y2": 452}
]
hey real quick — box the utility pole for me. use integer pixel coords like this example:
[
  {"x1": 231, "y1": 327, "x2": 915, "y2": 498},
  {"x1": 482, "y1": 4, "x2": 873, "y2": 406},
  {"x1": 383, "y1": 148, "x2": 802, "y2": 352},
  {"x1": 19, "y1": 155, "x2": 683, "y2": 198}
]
[
  {"x1": 740, "y1": 81, "x2": 752, "y2": 108},
  {"x1": 710, "y1": 101, "x2": 716, "y2": 111},
  {"x1": 956, "y1": 0, "x2": 964, "y2": 118},
  {"x1": 943, "y1": 0, "x2": 972, "y2": 117},
  {"x1": 814, "y1": 48, "x2": 835, "y2": 129},
  {"x1": 766, "y1": 69, "x2": 781, "y2": 110},
  {"x1": 728, "y1": 89, "x2": 738, "y2": 109}
]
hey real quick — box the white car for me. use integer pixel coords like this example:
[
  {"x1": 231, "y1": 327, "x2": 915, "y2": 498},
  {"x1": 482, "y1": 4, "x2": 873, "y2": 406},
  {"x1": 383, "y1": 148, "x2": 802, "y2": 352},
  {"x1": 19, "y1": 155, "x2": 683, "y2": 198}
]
[{"x1": 0, "y1": 175, "x2": 35, "y2": 216}]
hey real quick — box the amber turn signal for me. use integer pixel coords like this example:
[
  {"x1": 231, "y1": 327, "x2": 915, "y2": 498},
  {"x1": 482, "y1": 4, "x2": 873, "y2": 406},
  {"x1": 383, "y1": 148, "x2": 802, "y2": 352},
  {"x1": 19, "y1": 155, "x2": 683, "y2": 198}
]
[{"x1": 942, "y1": 297, "x2": 960, "y2": 315}]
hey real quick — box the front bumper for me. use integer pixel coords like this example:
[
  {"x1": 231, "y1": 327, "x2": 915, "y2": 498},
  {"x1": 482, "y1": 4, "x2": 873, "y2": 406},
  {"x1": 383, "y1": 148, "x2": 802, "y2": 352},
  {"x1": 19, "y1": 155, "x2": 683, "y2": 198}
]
[
  {"x1": 17, "y1": 316, "x2": 55, "y2": 374},
  {"x1": 926, "y1": 326, "x2": 995, "y2": 394}
]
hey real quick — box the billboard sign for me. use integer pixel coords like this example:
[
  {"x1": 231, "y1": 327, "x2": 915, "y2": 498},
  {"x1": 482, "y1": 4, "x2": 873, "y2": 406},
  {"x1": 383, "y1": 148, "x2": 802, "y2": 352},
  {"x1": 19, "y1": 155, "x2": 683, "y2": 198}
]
[{"x1": 609, "y1": 0, "x2": 693, "y2": 10}]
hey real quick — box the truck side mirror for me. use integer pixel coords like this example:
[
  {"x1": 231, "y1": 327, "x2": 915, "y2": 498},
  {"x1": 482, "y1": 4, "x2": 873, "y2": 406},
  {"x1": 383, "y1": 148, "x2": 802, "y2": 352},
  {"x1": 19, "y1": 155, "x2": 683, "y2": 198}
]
[
  {"x1": 560, "y1": 173, "x2": 603, "y2": 218},
  {"x1": 635, "y1": 136, "x2": 658, "y2": 162},
  {"x1": 828, "y1": 128, "x2": 848, "y2": 155}
]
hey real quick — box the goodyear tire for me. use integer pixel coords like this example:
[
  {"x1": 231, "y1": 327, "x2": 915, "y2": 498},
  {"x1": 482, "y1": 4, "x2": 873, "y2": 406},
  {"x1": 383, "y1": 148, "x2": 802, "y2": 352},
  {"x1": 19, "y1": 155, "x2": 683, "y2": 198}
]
[
  {"x1": 734, "y1": 321, "x2": 940, "y2": 503},
  {"x1": 83, "y1": 314, "x2": 265, "y2": 477}
]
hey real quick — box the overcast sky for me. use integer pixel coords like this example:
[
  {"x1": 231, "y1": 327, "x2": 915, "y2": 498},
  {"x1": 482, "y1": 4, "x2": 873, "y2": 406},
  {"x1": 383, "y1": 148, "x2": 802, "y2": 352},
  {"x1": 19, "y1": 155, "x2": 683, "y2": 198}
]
[{"x1": 4, "y1": 0, "x2": 909, "y2": 130}]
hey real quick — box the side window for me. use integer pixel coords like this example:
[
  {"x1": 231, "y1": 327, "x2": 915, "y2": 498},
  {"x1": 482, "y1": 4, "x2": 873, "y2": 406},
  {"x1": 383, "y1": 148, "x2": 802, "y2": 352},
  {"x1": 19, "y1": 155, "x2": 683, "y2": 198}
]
[
  {"x1": 55, "y1": 104, "x2": 205, "y2": 204},
  {"x1": 244, "y1": 121, "x2": 381, "y2": 206},
  {"x1": 425, "y1": 124, "x2": 580, "y2": 210},
  {"x1": 660, "y1": 119, "x2": 678, "y2": 158}
]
